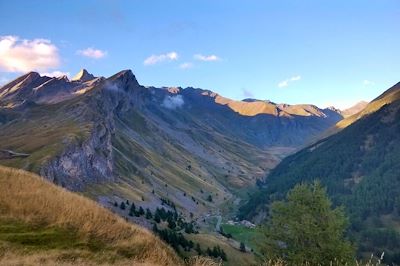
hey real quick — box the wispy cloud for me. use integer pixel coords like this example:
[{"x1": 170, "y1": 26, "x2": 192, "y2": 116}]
[
  {"x1": 278, "y1": 75, "x2": 301, "y2": 88},
  {"x1": 144, "y1": 52, "x2": 178, "y2": 65},
  {"x1": 194, "y1": 54, "x2": 220, "y2": 62},
  {"x1": 290, "y1": 75, "x2": 301, "y2": 81},
  {"x1": 40, "y1": 70, "x2": 70, "y2": 78},
  {"x1": 241, "y1": 88, "x2": 254, "y2": 98},
  {"x1": 363, "y1": 80, "x2": 375, "y2": 86},
  {"x1": 179, "y1": 62, "x2": 193, "y2": 69},
  {"x1": 0, "y1": 35, "x2": 60, "y2": 72},
  {"x1": 162, "y1": 95, "x2": 185, "y2": 110},
  {"x1": 278, "y1": 80, "x2": 289, "y2": 88},
  {"x1": 77, "y1": 47, "x2": 107, "y2": 59}
]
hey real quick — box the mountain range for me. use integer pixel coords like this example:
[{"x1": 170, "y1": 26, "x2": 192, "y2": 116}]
[
  {"x1": 2, "y1": 68, "x2": 399, "y2": 264},
  {"x1": 0, "y1": 69, "x2": 343, "y2": 221}
]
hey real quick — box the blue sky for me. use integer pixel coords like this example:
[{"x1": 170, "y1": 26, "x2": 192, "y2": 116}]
[{"x1": 0, "y1": 0, "x2": 399, "y2": 109}]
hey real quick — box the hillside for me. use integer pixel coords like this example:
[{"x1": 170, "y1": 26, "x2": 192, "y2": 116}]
[
  {"x1": 0, "y1": 69, "x2": 342, "y2": 223},
  {"x1": 239, "y1": 82, "x2": 400, "y2": 263},
  {"x1": 0, "y1": 165, "x2": 182, "y2": 266}
]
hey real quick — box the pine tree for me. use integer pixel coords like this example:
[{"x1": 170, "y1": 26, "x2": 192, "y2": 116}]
[
  {"x1": 138, "y1": 206, "x2": 145, "y2": 216},
  {"x1": 206, "y1": 247, "x2": 212, "y2": 256},
  {"x1": 152, "y1": 223, "x2": 158, "y2": 233},
  {"x1": 207, "y1": 195, "x2": 213, "y2": 202},
  {"x1": 220, "y1": 248, "x2": 227, "y2": 261},
  {"x1": 145, "y1": 208, "x2": 152, "y2": 219},
  {"x1": 130, "y1": 202, "x2": 136, "y2": 213},
  {"x1": 119, "y1": 202, "x2": 126, "y2": 210},
  {"x1": 167, "y1": 216, "x2": 176, "y2": 229},
  {"x1": 195, "y1": 243, "x2": 202, "y2": 255},
  {"x1": 154, "y1": 211, "x2": 161, "y2": 223},
  {"x1": 259, "y1": 181, "x2": 355, "y2": 265},
  {"x1": 240, "y1": 242, "x2": 246, "y2": 252}
]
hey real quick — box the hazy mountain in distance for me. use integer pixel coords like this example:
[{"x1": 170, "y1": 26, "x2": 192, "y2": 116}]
[{"x1": 341, "y1": 101, "x2": 368, "y2": 117}]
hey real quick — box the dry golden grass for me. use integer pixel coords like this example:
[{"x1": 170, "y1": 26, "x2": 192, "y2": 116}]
[
  {"x1": 187, "y1": 256, "x2": 222, "y2": 266},
  {"x1": 0, "y1": 165, "x2": 183, "y2": 266},
  {"x1": 260, "y1": 257, "x2": 385, "y2": 266},
  {"x1": 0, "y1": 250, "x2": 153, "y2": 266}
]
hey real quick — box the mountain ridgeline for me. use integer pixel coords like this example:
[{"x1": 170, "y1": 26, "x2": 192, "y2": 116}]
[
  {"x1": 239, "y1": 82, "x2": 400, "y2": 263},
  {"x1": 0, "y1": 69, "x2": 342, "y2": 220}
]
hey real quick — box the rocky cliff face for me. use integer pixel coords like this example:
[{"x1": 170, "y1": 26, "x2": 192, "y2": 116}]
[
  {"x1": 38, "y1": 70, "x2": 142, "y2": 190},
  {"x1": 39, "y1": 124, "x2": 114, "y2": 190}
]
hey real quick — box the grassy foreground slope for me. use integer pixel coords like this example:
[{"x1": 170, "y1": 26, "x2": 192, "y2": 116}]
[{"x1": 0, "y1": 165, "x2": 183, "y2": 266}]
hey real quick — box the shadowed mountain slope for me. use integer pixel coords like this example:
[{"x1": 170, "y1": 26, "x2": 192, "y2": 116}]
[{"x1": 239, "y1": 81, "x2": 400, "y2": 263}]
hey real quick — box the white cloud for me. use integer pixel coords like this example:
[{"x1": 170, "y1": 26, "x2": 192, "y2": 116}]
[
  {"x1": 0, "y1": 35, "x2": 60, "y2": 73},
  {"x1": 77, "y1": 47, "x2": 107, "y2": 59},
  {"x1": 194, "y1": 54, "x2": 220, "y2": 62},
  {"x1": 363, "y1": 80, "x2": 374, "y2": 86},
  {"x1": 162, "y1": 95, "x2": 184, "y2": 110},
  {"x1": 290, "y1": 75, "x2": 301, "y2": 81},
  {"x1": 144, "y1": 52, "x2": 178, "y2": 65},
  {"x1": 179, "y1": 62, "x2": 193, "y2": 69},
  {"x1": 40, "y1": 70, "x2": 70, "y2": 78},
  {"x1": 278, "y1": 80, "x2": 289, "y2": 88},
  {"x1": 278, "y1": 75, "x2": 301, "y2": 88}
]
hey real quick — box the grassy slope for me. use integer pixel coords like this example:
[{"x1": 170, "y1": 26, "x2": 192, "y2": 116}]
[
  {"x1": 0, "y1": 165, "x2": 182, "y2": 266},
  {"x1": 220, "y1": 224, "x2": 260, "y2": 252},
  {"x1": 0, "y1": 99, "x2": 92, "y2": 172}
]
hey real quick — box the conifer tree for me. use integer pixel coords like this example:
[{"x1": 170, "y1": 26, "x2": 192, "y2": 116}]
[{"x1": 260, "y1": 181, "x2": 354, "y2": 265}]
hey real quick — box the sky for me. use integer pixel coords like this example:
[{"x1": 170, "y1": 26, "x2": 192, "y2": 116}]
[{"x1": 0, "y1": 0, "x2": 399, "y2": 109}]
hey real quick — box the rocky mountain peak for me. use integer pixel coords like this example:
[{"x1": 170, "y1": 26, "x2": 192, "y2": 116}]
[
  {"x1": 106, "y1": 69, "x2": 140, "y2": 92},
  {"x1": 0, "y1": 72, "x2": 49, "y2": 104},
  {"x1": 71, "y1": 69, "x2": 95, "y2": 82},
  {"x1": 325, "y1": 106, "x2": 341, "y2": 113},
  {"x1": 3, "y1": 71, "x2": 42, "y2": 89}
]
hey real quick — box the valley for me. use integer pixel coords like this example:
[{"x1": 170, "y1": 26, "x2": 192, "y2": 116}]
[
  {"x1": 1, "y1": 1, "x2": 399, "y2": 265},
  {"x1": 0, "y1": 69, "x2": 346, "y2": 264},
  {"x1": 1, "y1": 69, "x2": 399, "y2": 264}
]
